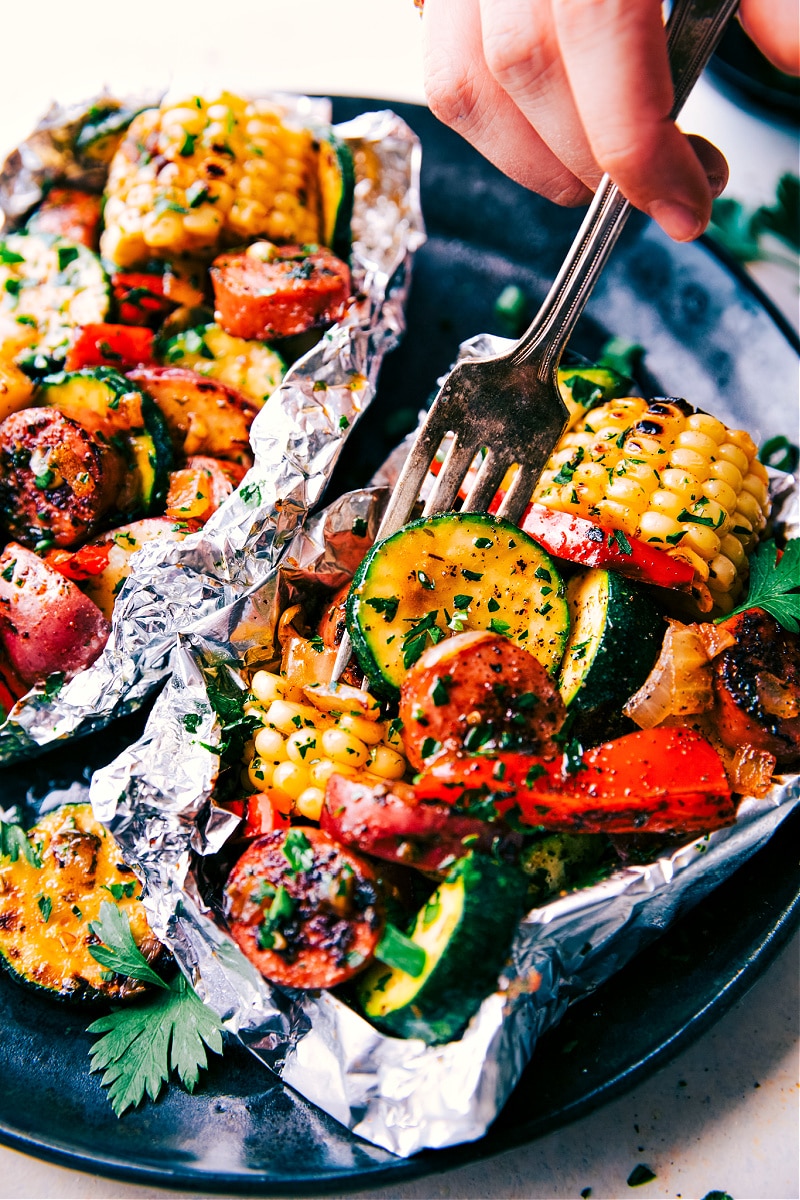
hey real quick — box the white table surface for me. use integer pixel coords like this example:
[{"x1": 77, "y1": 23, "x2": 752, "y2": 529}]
[{"x1": 1, "y1": 3, "x2": 798, "y2": 1198}]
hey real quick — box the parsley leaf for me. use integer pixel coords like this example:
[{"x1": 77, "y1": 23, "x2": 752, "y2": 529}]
[
  {"x1": 86, "y1": 902, "x2": 224, "y2": 1116},
  {"x1": 719, "y1": 538, "x2": 800, "y2": 632}
]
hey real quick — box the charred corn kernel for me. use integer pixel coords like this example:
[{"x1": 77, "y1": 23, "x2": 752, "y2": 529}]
[
  {"x1": 369, "y1": 745, "x2": 407, "y2": 780},
  {"x1": 264, "y1": 699, "x2": 319, "y2": 735},
  {"x1": 708, "y1": 553, "x2": 737, "y2": 591},
  {"x1": 272, "y1": 761, "x2": 311, "y2": 800},
  {"x1": 285, "y1": 729, "x2": 320, "y2": 765},
  {"x1": 251, "y1": 670, "x2": 286, "y2": 704},
  {"x1": 531, "y1": 395, "x2": 771, "y2": 601},
  {"x1": 337, "y1": 714, "x2": 385, "y2": 745},
  {"x1": 295, "y1": 787, "x2": 325, "y2": 822},
  {"x1": 248, "y1": 757, "x2": 274, "y2": 789},
  {"x1": 321, "y1": 728, "x2": 370, "y2": 767},
  {"x1": 101, "y1": 91, "x2": 323, "y2": 266},
  {"x1": 308, "y1": 758, "x2": 339, "y2": 788}
]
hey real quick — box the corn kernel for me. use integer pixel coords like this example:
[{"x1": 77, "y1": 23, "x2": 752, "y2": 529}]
[
  {"x1": 286, "y1": 729, "x2": 320, "y2": 765},
  {"x1": 295, "y1": 787, "x2": 325, "y2": 822},
  {"x1": 369, "y1": 745, "x2": 407, "y2": 780},
  {"x1": 321, "y1": 728, "x2": 370, "y2": 768},
  {"x1": 264, "y1": 699, "x2": 319, "y2": 735},
  {"x1": 336, "y1": 714, "x2": 385, "y2": 745},
  {"x1": 272, "y1": 761, "x2": 311, "y2": 800}
]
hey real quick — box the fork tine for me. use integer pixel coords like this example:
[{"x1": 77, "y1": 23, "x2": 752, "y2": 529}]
[
  {"x1": 461, "y1": 449, "x2": 508, "y2": 514},
  {"x1": 495, "y1": 462, "x2": 539, "y2": 525},
  {"x1": 423, "y1": 435, "x2": 479, "y2": 515}
]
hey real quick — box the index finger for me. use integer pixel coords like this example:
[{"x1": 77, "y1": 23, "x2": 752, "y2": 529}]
[{"x1": 552, "y1": 0, "x2": 715, "y2": 240}]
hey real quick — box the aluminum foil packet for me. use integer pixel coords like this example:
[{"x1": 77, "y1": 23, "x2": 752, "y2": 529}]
[
  {"x1": 0, "y1": 93, "x2": 425, "y2": 762},
  {"x1": 90, "y1": 448, "x2": 800, "y2": 1158}
]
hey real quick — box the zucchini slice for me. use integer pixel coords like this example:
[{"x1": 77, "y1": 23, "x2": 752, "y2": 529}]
[
  {"x1": 346, "y1": 512, "x2": 569, "y2": 698},
  {"x1": 155, "y1": 322, "x2": 285, "y2": 407},
  {"x1": 557, "y1": 361, "x2": 628, "y2": 429},
  {"x1": 558, "y1": 568, "x2": 664, "y2": 716},
  {"x1": 0, "y1": 232, "x2": 110, "y2": 375},
  {"x1": 0, "y1": 803, "x2": 161, "y2": 1002},
  {"x1": 318, "y1": 132, "x2": 355, "y2": 261},
  {"x1": 357, "y1": 853, "x2": 527, "y2": 1044},
  {"x1": 36, "y1": 367, "x2": 173, "y2": 515}
]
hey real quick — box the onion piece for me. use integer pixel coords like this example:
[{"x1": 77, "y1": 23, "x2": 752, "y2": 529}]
[
  {"x1": 729, "y1": 744, "x2": 777, "y2": 798},
  {"x1": 624, "y1": 620, "x2": 715, "y2": 729}
]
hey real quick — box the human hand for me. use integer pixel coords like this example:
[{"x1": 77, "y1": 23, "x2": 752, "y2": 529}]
[{"x1": 421, "y1": 0, "x2": 799, "y2": 241}]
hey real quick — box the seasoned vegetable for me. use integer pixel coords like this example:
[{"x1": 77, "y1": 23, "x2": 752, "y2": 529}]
[
  {"x1": 164, "y1": 456, "x2": 245, "y2": 523},
  {"x1": 224, "y1": 827, "x2": 384, "y2": 989},
  {"x1": 101, "y1": 93, "x2": 327, "y2": 266},
  {"x1": 398, "y1": 630, "x2": 565, "y2": 770},
  {"x1": 0, "y1": 543, "x2": 110, "y2": 685},
  {"x1": 357, "y1": 853, "x2": 527, "y2": 1044},
  {"x1": 558, "y1": 568, "x2": 664, "y2": 719},
  {"x1": 346, "y1": 512, "x2": 570, "y2": 698},
  {"x1": 156, "y1": 322, "x2": 285, "y2": 407},
  {"x1": 530, "y1": 396, "x2": 771, "y2": 609},
  {"x1": 128, "y1": 365, "x2": 257, "y2": 464},
  {"x1": 416, "y1": 728, "x2": 736, "y2": 835},
  {"x1": 64, "y1": 323, "x2": 155, "y2": 371},
  {"x1": 318, "y1": 131, "x2": 356, "y2": 261},
  {"x1": 0, "y1": 359, "x2": 35, "y2": 423},
  {"x1": 210, "y1": 242, "x2": 352, "y2": 341},
  {"x1": 0, "y1": 232, "x2": 110, "y2": 375},
  {"x1": 0, "y1": 803, "x2": 160, "y2": 1001}
]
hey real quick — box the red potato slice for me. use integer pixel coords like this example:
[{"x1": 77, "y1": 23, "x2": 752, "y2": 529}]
[
  {"x1": 73, "y1": 515, "x2": 200, "y2": 621},
  {"x1": 0, "y1": 407, "x2": 123, "y2": 549},
  {"x1": 0, "y1": 543, "x2": 110, "y2": 686},
  {"x1": 224, "y1": 827, "x2": 384, "y2": 990},
  {"x1": 398, "y1": 630, "x2": 566, "y2": 770},
  {"x1": 210, "y1": 242, "x2": 351, "y2": 340},
  {"x1": 127, "y1": 366, "x2": 256, "y2": 465},
  {"x1": 321, "y1": 774, "x2": 519, "y2": 874}
]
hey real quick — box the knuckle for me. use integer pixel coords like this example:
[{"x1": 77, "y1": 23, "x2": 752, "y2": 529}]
[{"x1": 424, "y1": 65, "x2": 479, "y2": 130}]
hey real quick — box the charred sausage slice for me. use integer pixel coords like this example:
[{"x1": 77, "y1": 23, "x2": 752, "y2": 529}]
[
  {"x1": 210, "y1": 242, "x2": 351, "y2": 340},
  {"x1": 0, "y1": 543, "x2": 110, "y2": 686},
  {"x1": 0, "y1": 407, "x2": 123, "y2": 548},
  {"x1": 224, "y1": 827, "x2": 384, "y2": 989},
  {"x1": 713, "y1": 608, "x2": 800, "y2": 767},
  {"x1": 398, "y1": 630, "x2": 566, "y2": 770}
]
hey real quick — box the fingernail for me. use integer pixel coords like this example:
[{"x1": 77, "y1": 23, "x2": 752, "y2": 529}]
[{"x1": 648, "y1": 200, "x2": 704, "y2": 242}]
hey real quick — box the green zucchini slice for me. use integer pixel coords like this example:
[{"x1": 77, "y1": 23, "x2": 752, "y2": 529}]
[
  {"x1": 318, "y1": 132, "x2": 355, "y2": 261},
  {"x1": 0, "y1": 803, "x2": 161, "y2": 1002},
  {"x1": 357, "y1": 853, "x2": 527, "y2": 1044},
  {"x1": 557, "y1": 568, "x2": 664, "y2": 715},
  {"x1": 37, "y1": 367, "x2": 173, "y2": 514},
  {"x1": 0, "y1": 232, "x2": 110, "y2": 376},
  {"x1": 155, "y1": 322, "x2": 285, "y2": 407},
  {"x1": 346, "y1": 512, "x2": 569, "y2": 699},
  {"x1": 557, "y1": 361, "x2": 627, "y2": 427}
]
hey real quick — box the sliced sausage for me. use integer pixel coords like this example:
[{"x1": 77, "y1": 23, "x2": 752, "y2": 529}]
[
  {"x1": 127, "y1": 366, "x2": 256, "y2": 464},
  {"x1": 398, "y1": 630, "x2": 566, "y2": 770},
  {"x1": 0, "y1": 408, "x2": 123, "y2": 548},
  {"x1": 25, "y1": 188, "x2": 103, "y2": 250},
  {"x1": 322, "y1": 773, "x2": 521, "y2": 874},
  {"x1": 210, "y1": 242, "x2": 351, "y2": 340},
  {"x1": 713, "y1": 608, "x2": 800, "y2": 768},
  {"x1": 224, "y1": 827, "x2": 384, "y2": 990},
  {"x1": 0, "y1": 543, "x2": 110, "y2": 686}
]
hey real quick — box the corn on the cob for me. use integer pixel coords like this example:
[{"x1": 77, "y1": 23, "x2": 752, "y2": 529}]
[
  {"x1": 243, "y1": 669, "x2": 407, "y2": 823},
  {"x1": 532, "y1": 396, "x2": 771, "y2": 610},
  {"x1": 101, "y1": 92, "x2": 323, "y2": 267}
]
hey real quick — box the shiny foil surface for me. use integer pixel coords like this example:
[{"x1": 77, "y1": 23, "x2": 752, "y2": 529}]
[{"x1": 0, "y1": 95, "x2": 425, "y2": 762}]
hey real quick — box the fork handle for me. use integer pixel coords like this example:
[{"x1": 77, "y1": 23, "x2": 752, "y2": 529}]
[{"x1": 510, "y1": 0, "x2": 740, "y2": 382}]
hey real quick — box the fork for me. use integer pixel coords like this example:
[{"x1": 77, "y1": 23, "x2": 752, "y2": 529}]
[{"x1": 332, "y1": 0, "x2": 740, "y2": 684}]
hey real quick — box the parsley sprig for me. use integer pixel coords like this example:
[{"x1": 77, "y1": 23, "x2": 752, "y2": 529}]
[
  {"x1": 718, "y1": 538, "x2": 800, "y2": 632},
  {"x1": 86, "y1": 902, "x2": 224, "y2": 1115}
]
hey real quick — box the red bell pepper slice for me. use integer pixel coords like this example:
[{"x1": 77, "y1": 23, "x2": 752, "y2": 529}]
[
  {"x1": 242, "y1": 792, "x2": 292, "y2": 838},
  {"x1": 44, "y1": 543, "x2": 112, "y2": 582},
  {"x1": 415, "y1": 727, "x2": 735, "y2": 835},
  {"x1": 112, "y1": 272, "x2": 177, "y2": 327},
  {"x1": 65, "y1": 324, "x2": 155, "y2": 371},
  {"x1": 519, "y1": 503, "x2": 694, "y2": 590}
]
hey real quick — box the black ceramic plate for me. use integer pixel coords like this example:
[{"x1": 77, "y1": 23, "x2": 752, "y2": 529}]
[{"x1": 0, "y1": 98, "x2": 798, "y2": 1195}]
